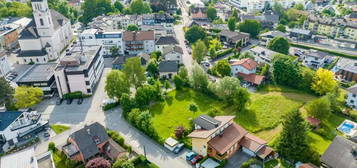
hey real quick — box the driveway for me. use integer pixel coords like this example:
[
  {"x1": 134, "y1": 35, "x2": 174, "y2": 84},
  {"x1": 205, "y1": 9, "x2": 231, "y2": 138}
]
[
  {"x1": 34, "y1": 58, "x2": 193, "y2": 168},
  {"x1": 225, "y1": 150, "x2": 251, "y2": 168}
]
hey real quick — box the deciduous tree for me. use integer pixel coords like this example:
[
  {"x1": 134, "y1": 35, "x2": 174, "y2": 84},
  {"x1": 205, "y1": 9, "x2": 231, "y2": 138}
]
[
  {"x1": 311, "y1": 68, "x2": 338, "y2": 95},
  {"x1": 185, "y1": 25, "x2": 206, "y2": 44},
  {"x1": 192, "y1": 40, "x2": 207, "y2": 63},
  {"x1": 127, "y1": 24, "x2": 139, "y2": 31},
  {"x1": 267, "y1": 37, "x2": 290, "y2": 55},
  {"x1": 227, "y1": 17, "x2": 236, "y2": 32},
  {"x1": 190, "y1": 63, "x2": 209, "y2": 91},
  {"x1": 85, "y1": 157, "x2": 111, "y2": 168},
  {"x1": 129, "y1": 0, "x2": 151, "y2": 14},
  {"x1": 273, "y1": 55, "x2": 301, "y2": 88},
  {"x1": 14, "y1": 86, "x2": 43, "y2": 108},
  {"x1": 214, "y1": 59, "x2": 231, "y2": 77},
  {"x1": 0, "y1": 77, "x2": 14, "y2": 106},
  {"x1": 232, "y1": 87, "x2": 250, "y2": 111},
  {"x1": 306, "y1": 96, "x2": 331, "y2": 119},
  {"x1": 238, "y1": 19, "x2": 262, "y2": 38},
  {"x1": 276, "y1": 24, "x2": 286, "y2": 32},
  {"x1": 123, "y1": 57, "x2": 147, "y2": 88},
  {"x1": 208, "y1": 77, "x2": 240, "y2": 102},
  {"x1": 206, "y1": 6, "x2": 217, "y2": 21},
  {"x1": 105, "y1": 70, "x2": 130, "y2": 100}
]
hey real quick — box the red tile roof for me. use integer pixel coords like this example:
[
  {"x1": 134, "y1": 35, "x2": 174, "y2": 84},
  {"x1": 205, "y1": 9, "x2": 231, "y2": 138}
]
[
  {"x1": 237, "y1": 73, "x2": 264, "y2": 85},
  {"x1": 230, "y1": 58, "x2": 258, "y2": 71},
  {"x1": 306, "y1": 117, "x2": 321, "y2": 126},
  {"x1": 256, "y1": 146, "x2": 274, "y2": 159},
  {"x1": 123, "y1": 31, "x2": 154, "y2": 41},
  {"x1": 207, "y1": 123, "x2": 248, "y2": 155},
  {"x1": 240, "y1": 133, "x2": 267, "y2": 152}
]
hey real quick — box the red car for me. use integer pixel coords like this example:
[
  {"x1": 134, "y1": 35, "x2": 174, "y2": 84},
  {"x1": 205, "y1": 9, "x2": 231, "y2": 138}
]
[{"x1": 190, "y1": 155, "x2": 203, "y2": 165}]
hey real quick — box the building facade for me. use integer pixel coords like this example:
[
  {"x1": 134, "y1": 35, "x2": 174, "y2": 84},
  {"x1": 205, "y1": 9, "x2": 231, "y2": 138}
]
[
  {"x1": 123, "y1": 31, "x2": 155, "y2": 55},
  {"x1": 0, "y1": 51, "x2": 12, "y2": 77}
]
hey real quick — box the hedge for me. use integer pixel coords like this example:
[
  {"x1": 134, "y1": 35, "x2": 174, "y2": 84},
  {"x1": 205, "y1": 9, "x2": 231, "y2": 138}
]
[
  {"x1": 102, "y1": 102, "x2": 120, "y2": 111},
  {"x1": 216, "y1": 48, "x2": 234, "y2": 58},
  {"x1": 107, "y1": 130, "x2": 131, "y2": 151},
  {"x1": 290, "y1": 43, "x2": 357, "y2": 59},
  {"x1": 63, "y1": 91, "x2": 83, "y2": 99}
]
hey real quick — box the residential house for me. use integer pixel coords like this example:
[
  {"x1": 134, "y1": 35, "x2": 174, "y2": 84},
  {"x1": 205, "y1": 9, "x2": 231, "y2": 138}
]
[
  {"x1": 241, "y1": 11, "x2": 279, "y2": 29},
  {"x1": 229, "y1": 0, "x2": 295, "y2": 13},
  {"x1": 0, "y1": 26, "x2": 19, "y2": 51},
  {"x1": 191, "y1": 7, "x2": 208, "y2": 21},
  {"x1": 334, "y1": 57, "x2": 357, "y2": 82},
  {"x1": 188, "y1": 115, "x2": 274, "y2": 160},
  {"x1": 114, "y1": 14, "x2": 143, "y2": 29},
  {"x1": 302, "y1": 50, "x2": 329, "y2": 69},
  {"x1": 54, "y1": 45, "x2": 104, "y2": 98},
  {"x1": 0, "y1": 109, "x2": 48, "y2": 153},
  {"x1": 15, "y1": 63, "x2": 57, "y2": 97},
  {"x1": 320, "y1": 136, "x2": 357, "y2": 168},
  {"x1": 155, "y1": 36, "x2": 179, "y2": 52},
  {"x1": 289, "y1": 28, "x2": 312, "y2": 41},
  {"x1": 347, "y1": 12, "x2": 357, "y2": 22},
  {"x1": 248, "y1": 46, "x2": 278, "y2": 64},
  {"x1": 259, "y1": 31, "x2": 287, "y2": 46},
  {"x1": 0, "y1": 147, "x2": 56, "y2": 168},
  {"x1": 230, "y1": 58, "x2": 265, "y2": 85},
  {"x1": 123, "y1": 30, "x2": 155, "y2": 55},
  {"x1": 158, "y1": 60, "x2": 178, "y2": 78},
  {"x1": 162, "y1": 45, "x2": 183, "y2": 64},
  {"x1": 219, "y1": 30, "x2": 250, "y2": 47},
  {"x1": 346, "y1": 84, "x2": 357, "y2": 109},
  {"x1": 112, "y1": 54, "x2": 148, "y2": 70},
  {"x1": 141, "y1": 24, "x2": 174, "y2": 39},
  {"x1": 63, "y1": 122, "x2": 127, "y2": 163},
  {"x1": 0, "y1": 51, "x2": 11, "y2": 77},
  {"x1": 142, "y1": 14, "x2": 156, "y2": 25},
  {"x1": 80, "y1": 29, "x2": 124, "y2": 56},
  {"x1": 154, "y1": 13, "x2": 175, "y2": 24}
]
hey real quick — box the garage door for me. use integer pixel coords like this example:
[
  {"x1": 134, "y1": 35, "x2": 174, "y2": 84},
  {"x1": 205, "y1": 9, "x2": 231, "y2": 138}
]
[{"x1": 242, "y1": 147, "x2": 256, "y2": 156}]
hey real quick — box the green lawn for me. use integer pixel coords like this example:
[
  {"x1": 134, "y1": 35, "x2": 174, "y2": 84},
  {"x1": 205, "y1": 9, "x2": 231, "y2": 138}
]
[
  {"x1": 50, "y1": 125, "x2": 70, "y2": 134},
  {"x1": 53, "y1": 150, "x2": 83, "y2": 168}
]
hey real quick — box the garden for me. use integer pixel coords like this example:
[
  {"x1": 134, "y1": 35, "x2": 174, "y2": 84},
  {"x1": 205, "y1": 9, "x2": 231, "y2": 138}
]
[{"x1": 50, "y1": 124, "x2": 71, "y2": 134}]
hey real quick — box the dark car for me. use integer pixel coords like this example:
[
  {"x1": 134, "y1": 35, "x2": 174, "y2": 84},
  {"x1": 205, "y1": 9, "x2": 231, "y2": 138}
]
[
  {"x1": 186, "y1": 152, "x2": 197, "y2": 161},
  {"x1": 56, "y1": 98, "x2": 63, "y2": 105},
  {"x1": 77, "y1": 98, "x2": 83, "y2": 105},
  {"x1": 66, "y1": 99, "x2": 72, "y2": 104},
  {"x1": 44, "y1": 132, "x2": 50, "y2": 137},
  {"x1": 173, "y1": 143, "x2": 184, "y2": 154},
  {"x1": 190, "y1": 155, "x2": 203, "y2": 165}
]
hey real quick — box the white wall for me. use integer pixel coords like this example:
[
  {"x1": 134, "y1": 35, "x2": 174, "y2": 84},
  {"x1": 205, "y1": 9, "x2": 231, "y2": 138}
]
[
  {"x1": 19, "y1": 39, "x2": 42, "y2": 51},
  {"x1": 0, "y1": 56, "x2": 12, "y2": 77},
  {"x1": 164, "y1": 51, "x2": 182, "y2": 63},
  {"x1": 346, "y1": 92, "x2": 357, "y2": 109},
  {"x1": 231, "y1": 65, "x2": 255, "y2": 77}
]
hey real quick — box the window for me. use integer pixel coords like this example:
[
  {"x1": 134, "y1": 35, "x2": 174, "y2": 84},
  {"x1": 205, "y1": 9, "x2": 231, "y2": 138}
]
[
  {"x1": 85, "y1": 81, "x2": 90, "y2": 85},
  {"x1": 24, "y1": 59, "x2": 27, "y2": 62},
  {"x1": 87, "y1": 89, "x2": 91, "y2": 93},
  {"x1": 36, "y1": 58, "x2": 39, "y2": 62},
  {"x1": 40, "y1": 18, "x2": 44, "y2": 26},
  {"x1": 353, "y1": 94, "x2": 356, "y2": 98},
  {"x1": 44, "y1": 58, "x2": 46, "y2": 62}
]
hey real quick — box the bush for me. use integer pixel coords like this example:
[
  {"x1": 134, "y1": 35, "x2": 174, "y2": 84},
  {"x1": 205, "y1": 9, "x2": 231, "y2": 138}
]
[
  {"x1": 217, "y1": 159, "x2": 227, "y2": 168},
  {"x1": 102, "y1": 102, "x2": 120, "y2": 111},
  {"x1": 241, "y1": 158, "x2": 261, "y2": 168},
  {"x1": 107, "y1": 130, "x2": 130, "y2": 151},
  {"x1": 48, "y1": 142, "x2": 56, "y2": 152},
  {"x1": 216, "y1": 48, "x2": 233, "y2": 58},
  {"x1": 63, "y1": 91, "x2": 83, "y2": 99}
]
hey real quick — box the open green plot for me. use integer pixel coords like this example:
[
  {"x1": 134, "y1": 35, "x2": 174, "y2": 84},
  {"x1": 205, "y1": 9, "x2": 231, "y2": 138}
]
[{"x1": 51, "y1": 124, "x2": 70, "y2": 134}]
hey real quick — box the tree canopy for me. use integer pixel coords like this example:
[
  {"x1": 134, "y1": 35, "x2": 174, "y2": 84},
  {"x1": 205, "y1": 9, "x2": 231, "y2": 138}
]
[
  {"x1": 238, "y1": 19, "x2": 262, "y2": 37},
  {"x1": 206, "y1": 6, "x2": 217, "y2": 21},
  {"x1": 192, "y1": 40, "x2": 207, "y2": 63},
  {"x1": 14, "y1": 86, "x2": 43, "y2": 108},
  {"x1": 81, "y1": 0, "x2": 114, "y2": 24},
  {"x1": 123, "y1": 57, "x2": 147, "y2": 88},
  {"x1": 208, "y1": 76, "x2": 240, "y2": 102},
  {"x1": 129, "y1": 0, "x2": 151, "y2": 14},
  {"x1": 227, "y1": 17, "x2": 236, "y2": 32},
  {"x1": 190, "y1": 63, "x2": 209, "y2": 92},
  {"x1": 0, "y1": 77, "x2": 14, "y2": 106},
  {"x1": 185, "y1": 25, "x2": 206, "y2": 44},
  {"x1": 273, "y1": 55, "x2": 301, "y2": 88},
  {"x1": 214, "y1": 59, "x2": 231, "y2": 77},
  {"x1": 127, "y1": 24, "x2": 139, "y2": 31},
  {"x1": 105, "y1": 70, "x2": 130, "y2": 100},
  {"x1": 150, "y1": 0, "x2": 177, "y2": 12},
  {"x1": 311, "y1": 68, "x2": 338, "y2": 95},
  {"x1": 0, "y1": 0, "x2": 32, "y2": 18},
  {"x1": 306, "y1": 96, "x2": 331, "y2": 120},
  {"x1": 268, "y1": 37, "x2": 290, "y2": 55}
]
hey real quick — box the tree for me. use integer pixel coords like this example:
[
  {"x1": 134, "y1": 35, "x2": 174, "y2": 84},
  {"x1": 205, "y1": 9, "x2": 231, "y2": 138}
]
[
  {"x1": 190, "y1": 63, "x2": 209, "y2": 91},
  {"x1": 127, "y1": 24, "x2": 139, "y2": 31},
  {"x1": 227, "y1": 17, "x2": 236, "y2": 31},
  {"x1": 276, "y1": 110, "x2": 312, "y2": 163},
  {"x1": 48, "y1": 0, "x2": 79, "y2": 23},
  {"x1": 120, "y1": 93, "x2": 135, "y2": 116},
  {"x1": 178, "y1": 66, "x2": 189, "y2": 84},
  {"x1": 306, "y1": 96, "x2": 331, "y2": 119},
  {"x1": 0, "y1": 77, "x2": 14, "y2": 106},
  {"x1": 209, "y1": 38, "x2": 222, "y2": 51},
  {"x1": 189, "y1": 103, "x2": 198, "y2": 113},
  {"x1": 48, "y1": 142, "x2": 56, "y2": 152},
  {"x1": 206, "y1": 6, "x2": 217, "y2": 21},
  {"x1": 173, "y1": 75, "x2": 184, "y2": 90},
  {"x1": 192, "y1": 40, "x2": 207, "y2": 63},
  {"x1": 110, "y1": 46, "x2": 119, "y2": 57},
  {"x1": 175, "y1": 126, "x2": 185, "y2": 139},
  {"x1": 239, "y1": 52, "x2": 254, "y2": 59},
  {"x1": 232, "y1": 8, "x2": 238, "y2": 20},
  {"x1": 129, "y1": 0, "x2": 151, "y2": 14},
  {"x1": 232, "y1": 87, "x2": 250, "y2": 111},
  {"x1": 81, "y1": 0, "x2": 114, "y2": 24},
  {"x1": 0, "y1": 1, "x2": 32, "y2": 18},
  {"x1": 273, "y1": 55, "x2": 301, "y2": 88},
  {"x1": 293, "y1": 3, "x2": 304, "y2": 10},
  {"x1": 214, "y1": 60, "x2": 231, "y2": 77},
  {"x1": 105, "y1": 70, "x2": 130, "y2": 100},
  {"x1": 14, "y1": 86, "x2": 43, "y2": 108},
  {"x1": 238, "y1": 19, "x2": 262, "y2": 38},
  {"x1": 185, "y1": 25, "x2": 206, "y2": 44},
  {"x1": 208, "y1": 77, "x2": 240, "y2": 102},
  {"x1": 267, "y1": 37, "x2": 290, "y2": 55},
  {"x1": 273, "y1": 2, "x2": 285, "y2": 17},
  {"x1": 146, "y1": 60, "x2": 159, "y2": 78},
  {"x1": 85, "y1": 157, "x2": 111, "y2": 168},
  {"x1": 135, "y1": 83, "x2": 162, "y2": 108},
  {"x1": 164, "y1": 80, "x2": 171, "y2": 90},
  {"x1": 276, "y1": 24, "x2": 286, "y2": 32},
  {"x1": 119, "y1": 161, "x2": 135, "y2": 168},
  {"x1": 123, "y1": 57, "x2": 147, "y2": 88},
  {"x1": 311, "y1": 68, "x2": 338, "y2": 95},
  {"x1": 299, "y1": 67, "x2": 315, "y2": 91},
  {"x1": 209, "y1": 47, "x2": 217, "y2": 59},
  {"x1": 114, "y1": 0, "x2": 124, "y2": 12}
]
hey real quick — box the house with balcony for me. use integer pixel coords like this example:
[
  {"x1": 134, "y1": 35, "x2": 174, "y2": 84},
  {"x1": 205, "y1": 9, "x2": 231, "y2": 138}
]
[
  {"x1": 0, "y1": 109, "x2": 48, "y2": 153},
  {"x1": 188, "y1": 115, "x2": 274, "y2": 160},
  {"x1": 219, "y1": 30, "x2": 250, "y2": 47},
  {"x1": 162, "y1": 45, "x2": 183, "y2": 64},
  {"x1": 142, "y1": 14, "x2": 155, "y2": 25},
  {"x1": 248, "y1": 46, "x2": 278, "y2": 64},
  {"x1": 62, "y1": 122, "x2": 127, "y2": 163},
  {"x1": 302, "y1": 50, "x2": 329, "y2": 69},
  {"x1": 155, "y1": 36, "x2": 179, "y2": 52},
  {"x1": 123, "y1": 30, "x2": 155, "y2": 55},
  {"x1": 230, "y1": 58, "x2": 264, "y2": 86},
  {"x1": 289, "y1": 28, "x2": 312, "y2": 41},
  {"x1": 333, "y1": 57, "x2": 357, "y2": 82},
  {"x1": 191, "y1": 7, "x2": 208, "y2": 21}
]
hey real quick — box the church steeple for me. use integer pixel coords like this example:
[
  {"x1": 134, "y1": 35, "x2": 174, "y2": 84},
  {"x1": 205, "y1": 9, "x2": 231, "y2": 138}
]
[{"x1": 31, "y1": 0, "x2": 54, "y2": 37}]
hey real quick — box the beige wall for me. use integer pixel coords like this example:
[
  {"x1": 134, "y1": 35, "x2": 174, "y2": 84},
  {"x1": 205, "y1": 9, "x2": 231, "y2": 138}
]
[
  {"x1": 191, "y1": 138, "x2": 209, "y2": 156},
  {"x1": 67, "y1": 74, "x2": 87, "y2": 94}
]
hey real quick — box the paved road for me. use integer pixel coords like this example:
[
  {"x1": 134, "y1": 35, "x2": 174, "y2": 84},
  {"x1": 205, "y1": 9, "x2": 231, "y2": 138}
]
[{"x1": 35, "y1": 59, "x2": 192, "y2": 168}]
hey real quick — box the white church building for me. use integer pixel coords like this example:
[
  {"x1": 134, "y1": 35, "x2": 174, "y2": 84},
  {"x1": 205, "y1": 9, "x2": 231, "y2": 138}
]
[{"x1": 17, "y1": 0, "x2": 72, "y2": 64}]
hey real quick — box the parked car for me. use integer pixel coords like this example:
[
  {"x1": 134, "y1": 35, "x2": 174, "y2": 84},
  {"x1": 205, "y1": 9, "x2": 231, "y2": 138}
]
[
  {"x1": 44, "y1": 132, "x2": 50, "y2": 137},
  {"x1": 77, "y1": 98, "x2": 83, "y2": 104},
  {"x1": 173, "y1": 143, "x2": 184, "y2": 154},
  {"x1": 186, "y1": 152, "x2": 197, "y2": 161},
  {"x1": 190, "y1": 155, "x2": 203, "y2": 165},
  {"x1": 56, "y1": 98, "x2": 63, "y2": 105},
  {"x1": 66, "y1": 99, "x2": 72, "y2": 104}
]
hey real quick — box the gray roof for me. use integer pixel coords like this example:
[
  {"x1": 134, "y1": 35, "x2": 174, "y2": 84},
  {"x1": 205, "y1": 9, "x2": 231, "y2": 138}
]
[
  {"x1": 0, "y1": 111, "x2": 22, "y2": 131},
  {"x1": 346, "y1": 84, "x2": 357, "y2": 94},
  {"x1": 16, "y1": 63, "x2": 57, "y2": 83},
  {"x1": 321, "y1": 136, "x2": 357, "y2": 168},
  {"x1": 69, "y1": 122, "x2": 109, "y2": 160},
  {"x1": 305, "y1": 50, "x2": 328, "y2": 59},
  {"x1": 260, "y1": 31, "x2": 286, "y2": 38},
  {"x1": 19, "y1": 20, "x2": 39, "y2": 39},
  {"x1": 194, "y1": 115, "x2": 221, "y2": 130},
  {"x1": 159, "y1": 60, "x2": 178, "y2": 73},
  {"x1": 290, "y1": 28, "x2": 311, "y2": 35},
  {"x1": 18, "y1": 49, "x2": 47, "y2": 57},
  {"x1": 162, "y1": 46, "x2": 183, "y2": 55},
  {"x1": 155, "y1": 36, "x2": 179, "y2": 45},
  {"x1": 336, "y1": 58, "x2": 357, "y2": 74}
]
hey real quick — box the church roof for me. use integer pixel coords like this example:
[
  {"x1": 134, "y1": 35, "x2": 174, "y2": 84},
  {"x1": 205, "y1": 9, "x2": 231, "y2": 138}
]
[
  {"x1": 18, "y1": 49, "x2": 47, "y2": 57},
  {"x1": 19, "y1": 9, "x2": 69, "y2": 40}
]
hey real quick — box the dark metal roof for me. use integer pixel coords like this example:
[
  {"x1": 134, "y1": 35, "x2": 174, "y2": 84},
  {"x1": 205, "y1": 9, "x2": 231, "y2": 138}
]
[
  {"x1": 0, "y1": 111, "x2": 22, "y2": 131},
  {"x1": 69, "y1": 122, "x2": 109, "y2": 160},
  {"x1": 18, "y1": 49, "x2": 47, "y2": 57},
  {"x1": 321, "y1": 136, "x2": 357, "y2": 168},
  {"x1": 19, "y1": 20, "x2": 39, "y2": 39},
  {"x1": 194, "y1": 115, "x2": 222, "y2": 130},
  {"x1": 159, "y1": 60, "x2": 178, "y2": 73},
  {"x1": 155, "y1": 36, "x2": 179, "y2": 45}
]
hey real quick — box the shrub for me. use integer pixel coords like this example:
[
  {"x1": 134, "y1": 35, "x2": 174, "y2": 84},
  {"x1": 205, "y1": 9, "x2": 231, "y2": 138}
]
[
  {"x1": 63, "y1": 91, "x2": 83, "y2": 99},
  {"x1": 174, "y1": 126, "x2": 185, "y2": 139},
  {"x1": 48, "y1": 142, "x2": 56, "y2": 152},
  {"x1": 102, "y1": 102, "x2": 120, "y2": 111},
  {"x1": 85, "y1": 157, "x2": 111, "y2": 168},
  {"x1": 216, "y1": 48, "x2": 233, "y2": 58}
]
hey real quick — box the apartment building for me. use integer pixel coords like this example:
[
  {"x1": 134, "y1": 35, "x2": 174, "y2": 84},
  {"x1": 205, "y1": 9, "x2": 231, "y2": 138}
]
[
  {"x1": 54, "y1": 45, "x2": 104, "y2": 98},
  {"x1": 80, "y1": 29, "x2": 124, "y2": 56},
  {"x1": 123, "y1": 31, "x2": 155, "y2": 55},
  {"x1": 229, "y1": 0, "x2": 295, "y2": 13},
  {"x1": 248, "y1": 46, "x2": 278, "y2": 64},
  {"x1": 334, "y1": 58, "x2": 357, "y2": 82}
]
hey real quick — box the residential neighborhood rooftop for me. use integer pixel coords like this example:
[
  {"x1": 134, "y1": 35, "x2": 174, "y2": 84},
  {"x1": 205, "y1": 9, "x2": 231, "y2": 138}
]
[{"x1": 16, "y1": 63, "x2": 56, "y2": 83}]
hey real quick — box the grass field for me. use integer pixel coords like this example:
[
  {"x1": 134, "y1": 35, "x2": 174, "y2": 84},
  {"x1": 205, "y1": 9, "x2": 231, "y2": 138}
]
[{"x1": 50, "y1": 124, "x2": 70, "y2": 134}]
